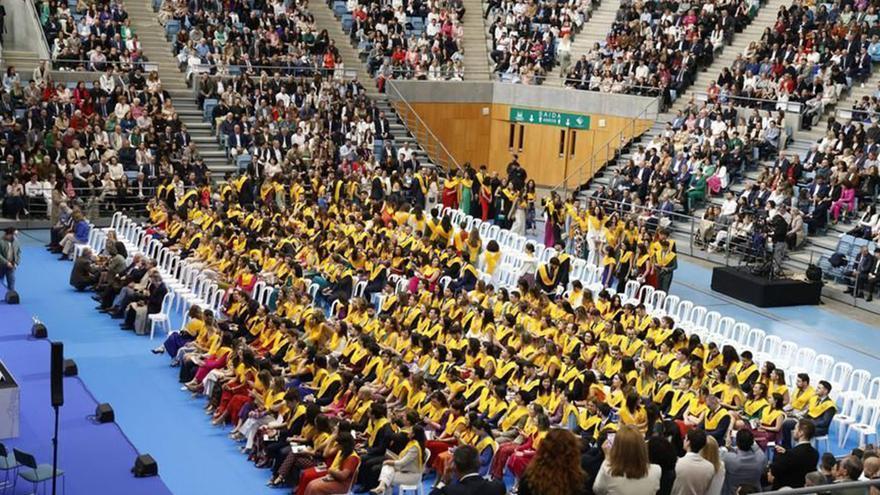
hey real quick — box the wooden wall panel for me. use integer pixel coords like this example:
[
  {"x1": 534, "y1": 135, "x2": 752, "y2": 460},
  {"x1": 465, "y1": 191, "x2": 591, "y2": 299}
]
[{"x1": 404, "y1": 102, "x2": 653, "y2": 188}]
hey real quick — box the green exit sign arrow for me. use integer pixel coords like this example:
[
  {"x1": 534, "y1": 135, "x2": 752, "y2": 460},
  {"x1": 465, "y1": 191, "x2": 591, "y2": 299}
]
[{"x1": 509, "y1": 107, "x2": 590, "y2": 130}]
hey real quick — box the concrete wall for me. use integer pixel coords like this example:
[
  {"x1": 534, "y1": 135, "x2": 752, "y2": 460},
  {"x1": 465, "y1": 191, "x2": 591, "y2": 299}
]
[
  {"x1": 3, "y1": 0, "x2": 50, "y2": 59},
  {"x1": 387, "y1": 81, "x2": 661, "y2": 120}
]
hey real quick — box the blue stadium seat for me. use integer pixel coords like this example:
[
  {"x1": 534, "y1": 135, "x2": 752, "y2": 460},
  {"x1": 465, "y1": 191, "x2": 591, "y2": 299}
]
[
  {"x1": 165, "y1": 20, "x2": 181, "y2": 41},
  {"x1": 341, "y1": 14, "x2": 354, "y2": 33}
]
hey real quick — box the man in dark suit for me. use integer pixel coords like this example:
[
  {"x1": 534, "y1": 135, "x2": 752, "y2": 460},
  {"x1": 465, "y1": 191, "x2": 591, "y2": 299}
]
[
  {"x1": 845, "y1": 245, "x2": 875, "y2": 298},
  {"x1": 770, "y1": 419, "x2": 820, "y2": 489},
  {"x1": 97, "y1": 254, "x2": 148, "y2": 311},
  {"x1": 430, "y1": 446, "x2": 506, "y2": 495},
  {"x1": 69, "y1": 248, "x2": 99, "y2": 291}
]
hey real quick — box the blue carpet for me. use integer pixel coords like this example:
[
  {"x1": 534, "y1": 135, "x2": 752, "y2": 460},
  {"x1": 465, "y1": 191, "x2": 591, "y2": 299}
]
[
  {"x1": 6, "y1": 232, "x2": 276, "y2": 495},
  {"x1": 0, "y1": 288, "x2": 172, "y2": 495}
]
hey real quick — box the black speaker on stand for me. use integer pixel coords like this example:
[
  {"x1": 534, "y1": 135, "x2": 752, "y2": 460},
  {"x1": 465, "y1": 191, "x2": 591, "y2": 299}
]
[{"x1": 50, "y1": 342, "x2": 64, "y2": 495}]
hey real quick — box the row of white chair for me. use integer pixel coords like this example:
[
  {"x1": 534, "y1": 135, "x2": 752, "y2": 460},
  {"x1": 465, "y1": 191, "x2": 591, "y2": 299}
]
[{"x1": 443, "y1": 207, "x2": 880, "y2": 449}]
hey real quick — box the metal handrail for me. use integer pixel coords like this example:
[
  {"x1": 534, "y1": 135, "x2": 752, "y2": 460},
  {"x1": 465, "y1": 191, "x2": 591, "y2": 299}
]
[
  {"x1": 24, "y1": 0, "x2": 51, "y2": 60},
  {"x1": 187, "y1": 62, "x2": 357, "y2": 79},
  {"x1": 689, "y1": 90, "x2": 806, "y2": 113},
  {"x1": 385, "y1": 80, "x2": 462, "y2": 173},
  {"x1": 762, "y1": 479, "x2": 880, "y2": 494},
  {"x1": 551, "y1": 96, "x2": 660, "y2": 195},
  {"x1": 4, "y1": 56, "x2": 159, "y2": 72}
]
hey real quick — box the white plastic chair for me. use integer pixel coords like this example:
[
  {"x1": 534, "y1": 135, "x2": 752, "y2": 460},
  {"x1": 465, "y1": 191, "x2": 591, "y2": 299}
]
[
  {"x1": 847, "y1": 370, "x2": 871, "y2": 395},
  {"x1": 755, "y1": 335, "x2": 781, "y2": 365},
  {"x1": 790, "y1": 347, "x2": 817, "y2": 377},
  {"x1": 811, "y1": 354, "x2": 835, "y2": 381},
  {"x1": 703, "y1": 311, "x2": 721, "y2": 334},
  {"x1": 148, "y1": 293, "x2": 174, "y2": 340},
  {"x1": 397, "y1": 449, "x2": 431, "y2": 495},
  {"x1": 352, "y1": 281, "x2": 367, "y2": 299},
  {"x1": 637, "y1": 284, "x2": 655, "y2": 306},
  {"x1": 828, "y1": 362, "x2": 854, "y2": 394},
  {"x1": 648, "y1": 290, "x2": 666, "y2": 313},
  {"x1": 775, "y1": 341, "x2": 798, "y2": 369},
  {"x1": 834, "y1": 392, "x2": 865, "y2": 447},
  {"x1": 730, "y1": 322, "x2": 749, "y2": 344},
  {"x1": 744, "y1": 328, "x2": 766, "y2": 351},
  {"x1": 867, "y1": 378, "x2": 880, "y2": 401},
  {"x1": 689, "y1": 306, "x2": 708, "y2": 327},
  {"x1": 715, "y1": 317, "x2": 735, "y2": 338},
  {"x1": 661, "y1": 294, "x2": 680, "y2": 317},
  {"x1": 623, "y1": 280, "x2": 640, "y2": 304},
  {"x1": 675, "y1": 300, "x2": 693, "y2": 324},
  {"x1": 842, "y1": 400, "x2": 880, "y2": 448}
]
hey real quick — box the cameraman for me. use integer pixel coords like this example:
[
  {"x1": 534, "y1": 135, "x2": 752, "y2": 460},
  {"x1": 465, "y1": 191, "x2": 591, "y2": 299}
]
[{"x1": 769, "y1": 207, "x2": 789, "y2": 270}]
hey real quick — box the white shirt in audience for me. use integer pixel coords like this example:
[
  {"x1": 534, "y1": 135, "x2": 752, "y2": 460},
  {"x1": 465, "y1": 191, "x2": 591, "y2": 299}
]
[{"x1": 593, "y1": 461, "x2": 661, "y2": 495}]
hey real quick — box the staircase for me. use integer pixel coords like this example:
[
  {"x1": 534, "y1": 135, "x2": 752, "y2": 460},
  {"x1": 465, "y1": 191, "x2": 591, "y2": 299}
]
[
  {"x1": 312, "y1": 2, "x2": 446, "y2": 170},
  {"x1": 827, "y1": 66, "x2": 880, "y2": 114},
  {"x1": 543, "y1": 1, "x2": 619, "y2": 87},
  {"x1": 125, "y1": 0, "x2": 232, "y2": 173},
  {"x1": 461, "y1": 0, "x2": 492, "y2": 79},
  {"x1": 669, "y1": 0, "x2": 787, "y2": 113},
  {"x1": 2, "y1": 50, "x2": 43, "y2": 73}
]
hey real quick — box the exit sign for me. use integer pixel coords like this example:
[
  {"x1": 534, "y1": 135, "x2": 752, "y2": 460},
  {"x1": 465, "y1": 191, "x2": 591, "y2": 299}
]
[{"x1": 509, "y1": 107, "x2": 590, "y2": 129}]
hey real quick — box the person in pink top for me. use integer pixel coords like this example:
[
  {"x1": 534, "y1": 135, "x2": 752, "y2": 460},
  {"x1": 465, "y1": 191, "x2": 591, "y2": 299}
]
[{"x1": 830, "y1": 181, "x2": 856, "y2": 222}]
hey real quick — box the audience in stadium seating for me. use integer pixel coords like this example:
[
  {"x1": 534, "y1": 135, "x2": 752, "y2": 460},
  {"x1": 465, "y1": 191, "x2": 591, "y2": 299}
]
[
  {"x1": 0, "y1": 15, "x2": 192, "y2": 222},
  {"x1": 712, "y1": 1, "x2": 875, "y2": 121},
  {"x1": 485, "y1": 0, "x2": 596, "y2": 84},
  {"x1": 36, "y1": 0, "x2": 147, "y2": 71},
  {"x1": 562, "y1": 0, "x2": 759, "y2": 105}
]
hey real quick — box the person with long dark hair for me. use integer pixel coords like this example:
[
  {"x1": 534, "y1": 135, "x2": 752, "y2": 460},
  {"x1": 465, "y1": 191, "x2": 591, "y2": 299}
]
[
  {"x1": 371, "y1": 425, "x2": 427, "y2": 495},
  {"x1": 519, "y1": 428, "x2": 589, "y2": 495},
  {"x1": 303, "y1": 431, "x2": 360, "y2": 495}
]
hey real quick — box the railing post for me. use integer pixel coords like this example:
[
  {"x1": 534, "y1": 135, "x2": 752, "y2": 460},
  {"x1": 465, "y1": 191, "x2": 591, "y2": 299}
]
[{"x1": 689, "y1": 216, "x2": 695, "y2": 257}]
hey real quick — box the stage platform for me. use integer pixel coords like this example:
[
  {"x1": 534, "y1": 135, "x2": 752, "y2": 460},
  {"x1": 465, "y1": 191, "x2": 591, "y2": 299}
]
[
  {"x1": 710, "y1": 266, "x2": 822, "y2": 308},
  {"x1": 0, "y1": 289, "x2": 172, "y2": 495}
]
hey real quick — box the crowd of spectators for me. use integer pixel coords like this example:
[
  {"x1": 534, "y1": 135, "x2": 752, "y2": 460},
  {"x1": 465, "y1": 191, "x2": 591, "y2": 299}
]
[
  {"x1": 564, "y1": 100, "x2": 788, "y2": 262},
  {"x1": 709, "y1": 1, "x2": 878, "y2": 123},
  {"x1": 562, "y1": 0, "x2": 761, "y2": 106},
  {"x1": 0, "y1": 58, "x2": 205, "y2": 220},
  {"x1": 161, "y1": 0, "x2": 344, "y2": 83},
  {"x1": 486, "y1": 0, "x2": 597, "y2": 84},
  {"x1": 351, "y1": 0, "x2": 466, "y2": 88},
  {"x1": 36, "y1": 0, "x2": 148, "y2": 71},
  {"x1": 1, "y1": 0, "x2": 214, "y2": 221}
]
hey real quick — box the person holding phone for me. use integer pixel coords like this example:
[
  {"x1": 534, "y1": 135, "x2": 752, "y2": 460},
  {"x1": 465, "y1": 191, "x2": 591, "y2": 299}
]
[{"x1": 593, "y1": 425, "x2": 662, "y2": 494}]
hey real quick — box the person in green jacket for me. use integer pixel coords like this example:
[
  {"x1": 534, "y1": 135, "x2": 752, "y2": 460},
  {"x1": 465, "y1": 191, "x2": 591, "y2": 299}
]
[{"x1": 685, "y1": 169, "x2": 707, "y2": 214}]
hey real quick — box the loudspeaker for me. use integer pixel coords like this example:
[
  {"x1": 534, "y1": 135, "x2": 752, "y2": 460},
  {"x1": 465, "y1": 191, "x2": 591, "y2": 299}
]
[
  {"x1": 5, "y1": 290, "x2": 19, "y2": 304},
  {"x1": 31, "y1": 322, "x2": 47, "y2": 339},
  {"x1": 63, "y1": 359, "x2": 78, "y2": 377},
  {"x1": 51, "y1": 342, "x2": 64, "y2": 407},
  {"x1": 95, "y1": 403, "x2": 115, "y2": 423},
  {"x1": 132, "y1": 454, "x2": 158, "y2": 477}
]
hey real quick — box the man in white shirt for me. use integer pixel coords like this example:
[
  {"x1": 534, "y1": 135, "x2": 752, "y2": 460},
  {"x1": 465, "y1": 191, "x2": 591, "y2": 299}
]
[
  {"x1": 672, "y1": 429, "x2": 716, "y2": 495},
  {"x1": 719, "y1": 192, "x2": 738, "y2": 223}
]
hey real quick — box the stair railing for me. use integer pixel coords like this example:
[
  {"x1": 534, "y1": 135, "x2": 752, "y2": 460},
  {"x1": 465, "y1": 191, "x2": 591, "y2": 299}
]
[
  {"x1": 385, "y1": 80, "x2": 463, "y2": 174},
  {"x1": 550, "y1": 95, "x2": 660, "y2": 196}
]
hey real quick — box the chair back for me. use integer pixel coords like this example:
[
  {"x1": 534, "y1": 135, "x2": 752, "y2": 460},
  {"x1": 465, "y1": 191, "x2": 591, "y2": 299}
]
[
  {"x1": 13, "y1": 449, "x2": 36, "y2": 470},
  {"x1": 160, "y1": 292, "x2": 174, "y2": 313}
]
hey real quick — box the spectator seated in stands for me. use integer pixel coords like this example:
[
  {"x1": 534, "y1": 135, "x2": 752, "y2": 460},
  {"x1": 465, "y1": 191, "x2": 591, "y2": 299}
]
[{"x1": 563, "y1": 0, "x2": 759, "y2": 105}]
